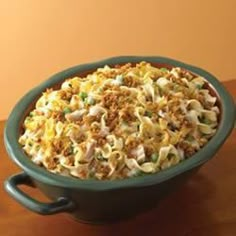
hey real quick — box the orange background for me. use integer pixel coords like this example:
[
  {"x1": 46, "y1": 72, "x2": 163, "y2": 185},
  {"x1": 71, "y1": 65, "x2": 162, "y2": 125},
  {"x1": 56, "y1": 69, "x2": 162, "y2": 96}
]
[{"x1": 1, "y1": 0, "x2": 236, "y2": 120}]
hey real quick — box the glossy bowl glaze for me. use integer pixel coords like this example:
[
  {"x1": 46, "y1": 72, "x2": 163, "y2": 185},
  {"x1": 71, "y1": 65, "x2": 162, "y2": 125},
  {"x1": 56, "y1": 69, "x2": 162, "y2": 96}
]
[{"x1": 4, "y1": 56, "x2": 236, "y2": 224}]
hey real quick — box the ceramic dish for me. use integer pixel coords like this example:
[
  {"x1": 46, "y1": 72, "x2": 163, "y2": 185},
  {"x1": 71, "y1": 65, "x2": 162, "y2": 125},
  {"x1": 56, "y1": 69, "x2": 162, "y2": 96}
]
[{"x1": 4, "y1": 56, "x2": 236, "y2": 223}]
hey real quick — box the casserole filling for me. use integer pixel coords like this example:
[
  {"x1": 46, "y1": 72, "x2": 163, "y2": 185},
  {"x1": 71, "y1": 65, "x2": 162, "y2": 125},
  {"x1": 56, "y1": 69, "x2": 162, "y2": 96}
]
[{"x1": 19, "y1": 62, "x2": 219, "y2": 180}]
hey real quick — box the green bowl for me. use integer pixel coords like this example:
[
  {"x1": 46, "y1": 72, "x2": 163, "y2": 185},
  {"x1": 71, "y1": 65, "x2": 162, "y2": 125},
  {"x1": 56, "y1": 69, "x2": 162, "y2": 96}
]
[{"x1": 4, "y1": 56, "x2": 236, "y2": 224}]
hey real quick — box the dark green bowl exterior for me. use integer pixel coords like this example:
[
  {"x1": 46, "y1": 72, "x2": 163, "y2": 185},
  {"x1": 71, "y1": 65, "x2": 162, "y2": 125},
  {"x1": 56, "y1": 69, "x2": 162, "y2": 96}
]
[{"x1": 4, "y1": 56, "x2": 236, "y2": 223}]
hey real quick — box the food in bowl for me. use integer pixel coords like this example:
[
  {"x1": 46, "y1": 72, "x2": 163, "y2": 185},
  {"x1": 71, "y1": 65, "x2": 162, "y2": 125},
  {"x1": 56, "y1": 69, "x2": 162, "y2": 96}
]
[
  {"x1": 5, "y1": 56, "x2": 235, "y2": 222},
  {"x1": 19, "y1": 62, "x2": 219, "y2": 180}
]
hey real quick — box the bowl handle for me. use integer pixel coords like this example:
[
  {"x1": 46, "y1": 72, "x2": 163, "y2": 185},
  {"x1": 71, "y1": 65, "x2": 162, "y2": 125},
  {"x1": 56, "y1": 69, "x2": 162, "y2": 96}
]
[{"x1": 4, "y1": 172, "x2": 75, "y2": 215}]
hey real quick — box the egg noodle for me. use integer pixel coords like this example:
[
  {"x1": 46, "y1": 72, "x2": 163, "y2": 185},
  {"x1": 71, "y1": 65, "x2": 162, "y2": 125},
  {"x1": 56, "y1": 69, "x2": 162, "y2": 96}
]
[{"x1": 19, "y1": 62, "x2": 219, "y2": 180}]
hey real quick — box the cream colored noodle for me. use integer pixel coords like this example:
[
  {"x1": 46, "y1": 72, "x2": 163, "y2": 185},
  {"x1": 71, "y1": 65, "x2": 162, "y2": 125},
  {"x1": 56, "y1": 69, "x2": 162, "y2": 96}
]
[{"x1": 19, "y1": 62, "x2": 219, "y2": 180}]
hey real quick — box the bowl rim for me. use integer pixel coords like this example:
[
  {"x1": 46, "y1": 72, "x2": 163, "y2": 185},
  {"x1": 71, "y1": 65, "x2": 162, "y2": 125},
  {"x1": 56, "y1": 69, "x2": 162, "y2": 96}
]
[{"x1": 4, "y1": 56, "x2": 236, "y2": 191}]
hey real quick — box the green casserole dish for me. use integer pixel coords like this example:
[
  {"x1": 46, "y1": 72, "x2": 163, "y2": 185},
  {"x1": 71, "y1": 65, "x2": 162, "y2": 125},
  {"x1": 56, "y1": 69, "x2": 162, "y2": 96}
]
[{"x1": 4, "y1": 56, "x2": 236, "y2": 223}]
